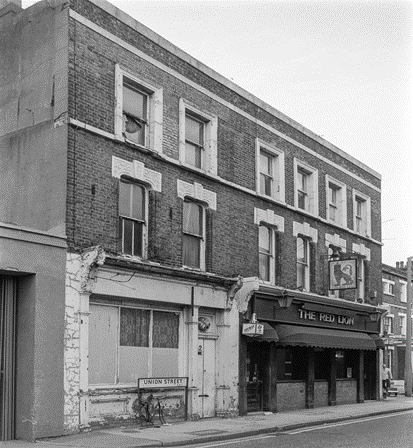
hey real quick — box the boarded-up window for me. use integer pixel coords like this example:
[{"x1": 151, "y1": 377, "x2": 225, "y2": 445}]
[{"x1": 89, "y1": 305, "x2": 180, "y2": 385}]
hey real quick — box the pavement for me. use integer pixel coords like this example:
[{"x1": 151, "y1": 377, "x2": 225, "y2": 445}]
[{"x1": 2, "y1": 396, "x2": 413, "y2": 448}]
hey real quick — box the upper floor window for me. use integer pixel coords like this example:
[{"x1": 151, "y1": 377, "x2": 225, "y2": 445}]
[
  {"x1": 185, "y1": 113, "x2": 205, "y2": 168},
  {"x1": 294, "y1": 159, "x2": 318, "y2": 216},
  {"x1": 182, "y1": 201, "x2": 205, "y2": 269},
  {"x1": 326, "y1": 176, "x2": 347, "y2": 227},
  {"x1": 256, "y1": 140, "x2": 285, "y2": 202},
  {"x1": 399, "y1": 313, "x2": 407, "y2": 336},
  {"x1": 400, "y1": 281, "x2": 407, "y2": 303},
  {"x1": 115, "y1": 65, "x2": 163, "y2": 152},
  {"x1": 123, "y1": 79, "x2": 148, "y2": 146},
  {"x1": 119, "y1": 181, "x2": 146, "y2": 257},
  {"x1": 259, "y1": 225, "x2": 275, "y2": 283},
  {"x1": 179, "y1": 99, "x2": 217, "y2": 175},
  {"x1": 352, "y1": 190, "x2": 371, "y2": 237},
  {"x1": 297, "y1": 237, "x2": 310, "y2": 291},
  {"x1": 382, "y1": 279, "x2": 395, "y2": 296},
  {"x1": 384, "y1": 315, "x2": 394, "y2": 335}
]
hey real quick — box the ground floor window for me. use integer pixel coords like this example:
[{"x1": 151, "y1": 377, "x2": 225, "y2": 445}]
[
  {"x1": 277, "y1": 346, "x2": 307, "y2": 380},
  {"x1": 335, "y1": 350, "x2": 357, "y2": 379},
  {"x1": 89, "y1": 303, "x2": 180, "y2": 385}
]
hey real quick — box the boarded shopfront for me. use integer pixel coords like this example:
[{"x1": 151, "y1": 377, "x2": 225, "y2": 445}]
[{"x1": 237, "y1": 283, "x2": 383, "y2": 414}]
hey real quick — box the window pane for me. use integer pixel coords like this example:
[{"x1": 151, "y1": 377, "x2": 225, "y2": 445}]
[
  {"x1": 133, "y1": 221, "x2": 143, "y2": 257},
  {"x1": 259, "y1": 226, "x2": 271, "y2": 253},
  {"x1": 152, "y1": 348, "x2": 179, "y2": 377},
  {"x1": 183, "y1": 234, "x2": 200, "y2": 268},
  {"x1": 119, "y1": 346, "x2": 149, "y2": 383},
  {"x1": 124, "y1": 114, "x2": 145, "y2": 146},
  {"x1": 153, "y1": 311, "x2": 179, "y2": 348},
  {"x1": 119, "y1": 182, "x2": 131, "y2": 217},
  {"x1": 298, "y1": 170, "x2": 307, "y2": 191},
  {"x1": 123, "y1": 83, "x2": 147, "y2": 120},
  {"x1": 122, "y1": 218, "x2": 133, "y2": 254},
  {"x1": 329, "y1": 204, "x2": 336, "y2": 221},
  {"x1": 297, "y1": 191, "x2": 306, "y2": 210},
  {"x1": 183, "y1": 202, "x2": 202, "y2": 236},
  {"x1": 185, "y1": 142, "x2": 202, "y2": 168},
  {"x1": 297, "y1": 238, "x2": 307, "y2": 262},
  {"x1": 260, "y1": 174, "x2": 272, "y2": 196},
  {"x1": 89, "y1": 305, "x2": 118, "y2": 384},
  {"x1": 131, "y1": 184, "x2": 144, "y2": 220},
  {"x1": 259, "y1": 253, "x2": 270, "y2": 282},
  {"x1": 120, "y1": 308, "x2": 150, "y2": 347},
  {"x1": 297, "y1": 263, "x2": 306, "y2": 289},
  {"x1": 329, "y1": 186, "x2": 337, "y2": 204},
  {"x1": 186, "y1": 115, "x2": 203, "y2": 145},
  {"x1": 260, "y1": 152, "x2": 271, "y2": 176}
]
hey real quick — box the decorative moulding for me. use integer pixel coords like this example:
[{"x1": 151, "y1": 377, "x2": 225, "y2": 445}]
[
  {"x1": 325, "y1": 233, "x2": 347, "y2": 251},
  {"x1": 112, "y1": 156, "x2": 162, "y2": 192},
  {"x1": 254, "y1": 208, "x2": 284, "y2": 232},
  {"x1": 352, "y1": 243, "x2": 371, "y2": 261},
  {"x1": 293, "y1": 221, "x2": 318, "y2": 241},
  {"x1": 177, "y1": 180, "x2": 217, "y2": 211}
]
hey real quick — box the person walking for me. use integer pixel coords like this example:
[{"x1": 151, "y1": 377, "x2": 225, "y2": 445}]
[{"x1": 382, "y1": 364, "x2": 392, "y2": 398}]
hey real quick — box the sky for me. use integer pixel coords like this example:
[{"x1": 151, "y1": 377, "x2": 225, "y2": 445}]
[{"x1": 23, "y1": 0, "x2": 413, "y2": 266}]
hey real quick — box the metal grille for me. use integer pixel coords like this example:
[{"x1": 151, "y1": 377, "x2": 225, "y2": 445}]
[{"x1": 0, "y1": 277, "x2": 17, "y2": 441}]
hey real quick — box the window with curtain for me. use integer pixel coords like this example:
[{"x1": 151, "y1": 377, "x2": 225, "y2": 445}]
[
  {"x1": 89, "y1": 304, "x2": 180, "y2": 385},
  {"x1": 259, "y1": 225, "x2": 274, "y2": 283},
  {"x1": 119, "y1": 181, "x2": 146, "y2": 257},
  {"x1": 182, "y1": 201, "x2": 204, "y2": 268},
  {"x1": 123, "y1": 79, "x2": 148, "y2": 146},
  {"x1": 297, "y1": 237, "x2": 309, "y2": 290}
]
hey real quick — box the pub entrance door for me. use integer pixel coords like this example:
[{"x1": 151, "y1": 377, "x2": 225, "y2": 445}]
[
  {"x1": 364, "y1": 350, "x2": 377, "y2": 400},
  {"x1": 0, "y1": 277, "x2": 17, "y2": 441}
]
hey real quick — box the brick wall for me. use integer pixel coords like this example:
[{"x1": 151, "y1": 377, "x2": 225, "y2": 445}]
[
  {"x1": 336, "y1": 379, "x2": 357, "y2": 404},
  {"x1": 277, "y1": 381, "x2": 306, "y2": 411},
  {"x1": 66, "y1": 0, "x2": 382, "y2": 303}
]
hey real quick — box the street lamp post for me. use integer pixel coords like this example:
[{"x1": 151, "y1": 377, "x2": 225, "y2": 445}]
[{"x1": 405, "y1": 257, "x2": 413, "y2": 397}]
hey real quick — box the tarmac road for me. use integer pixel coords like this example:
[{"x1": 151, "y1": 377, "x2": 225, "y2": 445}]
[{"x1": 183, "y1": 410, "x2": 413, "y2": 448}]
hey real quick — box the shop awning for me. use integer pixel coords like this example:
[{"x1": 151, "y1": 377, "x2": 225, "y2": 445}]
[
  {"x1": 275, "y1": 324, "x2": 377, "y2": 350},
  {"x1": 369, "y1": 334, "x2": 385, "y2": 349},
  {"x1": 256, "y1": 322, "x2": 279, "y2": 343}
]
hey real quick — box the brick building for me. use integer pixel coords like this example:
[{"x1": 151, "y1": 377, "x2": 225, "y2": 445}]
[
  {"x1": 382, "y1": 262, "x2": 412, "y2": 391},
  {"x1": 1, "y1": 0, "x2": 384, "y2": 441}
]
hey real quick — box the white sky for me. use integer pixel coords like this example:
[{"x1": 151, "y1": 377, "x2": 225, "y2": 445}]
[{"x1": 23, "y1": 0, "x2": 413, "y2": 267}]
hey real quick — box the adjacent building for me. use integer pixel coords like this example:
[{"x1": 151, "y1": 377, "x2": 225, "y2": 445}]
[
  {"x1": 382, "y1": 262, "x2": 411, "y2": 390},
  {"x1": 0, "y1": 0, "x2": 384, "y2": 441}
]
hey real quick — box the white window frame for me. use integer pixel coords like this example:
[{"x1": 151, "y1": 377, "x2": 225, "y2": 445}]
[
  {"x1": 325, "y1": 175, "x2": 347, "y2": 227},
  {"x1": 179, "y1": 99, "x2": 217, "y2": 175},
  {"x1": 383, "y1": 279, "x2": 395, "y2": 296},
  {"x1": 256, "y1": 139, "x2": 285, "y2": 203},
  {"x1": 182, "y1": 200, "x2": 206, "y2": 271},
  {"x1": 258, "y1": 224, "x2": 276, "y2": 284},
  {"x1": 400, "y1": 280, "x2": 407, "y2": 303},
  {"x1": 294, "y1": 159, "x2": 319, "y2": 216},
  {"x1": 115, "y1": 65, "x2": 163, "y2": 152},
  {"x1": 118, "y1": 180, "x2": 149, "y2": 258},
  {"x1": 89, "y1": 303, "x2": 183, "y2": 387},
  {"x1": 357, "y1": 258, "x2": 366, "y2": 302},
  {"x1": 352, "y1": 189, "x2": 371, "y2": 237},
  {"x1": 399, "y1": 313, "x2": 407, "y2": 336},
  {"x1": 384, "y1": 314, "x2": 394, "y2": 335},
  {"x1": 296, "y1": 236, "x2": 310, "y2": 291}
]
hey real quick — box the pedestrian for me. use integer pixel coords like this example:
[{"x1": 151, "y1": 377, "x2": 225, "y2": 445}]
[{"x1": 382, "y1": 364, "x2": 392, "y2": 398}]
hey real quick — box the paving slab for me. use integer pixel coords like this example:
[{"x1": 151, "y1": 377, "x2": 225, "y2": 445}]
[{"x1": 1, "y1": 396, "x2": 413, "y2": 448}]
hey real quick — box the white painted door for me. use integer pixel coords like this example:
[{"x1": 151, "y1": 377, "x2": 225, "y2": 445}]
[{"x1": 197, "y1": 338, "x2": 216, "y2": 418}]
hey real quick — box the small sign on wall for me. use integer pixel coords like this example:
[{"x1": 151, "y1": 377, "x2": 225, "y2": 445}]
[
  {"x1": 242, "y1": 322, "x2": 264, "y2": 337},
  {"x1": 329, "y1": 259, "x2": 357, "y2": 290}
]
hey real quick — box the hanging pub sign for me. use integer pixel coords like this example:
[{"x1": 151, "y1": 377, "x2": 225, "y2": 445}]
[
  {"x1": 329, "y1": 259, "x2": 357, "y2": 290},
  {"x1": 242, "y1": 322, "x2": 264, "y2": 337}
]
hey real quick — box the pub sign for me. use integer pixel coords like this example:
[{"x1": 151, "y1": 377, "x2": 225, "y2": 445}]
[{"x1": 329, "y1": 259, "x2": 357, "y2": 290}]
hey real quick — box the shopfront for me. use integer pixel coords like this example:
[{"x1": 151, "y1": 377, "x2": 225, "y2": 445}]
[{"x1": 237, "y1": 281, "x2": 383, "y2": 414}]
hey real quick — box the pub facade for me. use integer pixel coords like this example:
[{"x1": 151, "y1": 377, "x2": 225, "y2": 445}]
[{"x1": 236, "y1": 279, "x2": 384, "y2": 413}]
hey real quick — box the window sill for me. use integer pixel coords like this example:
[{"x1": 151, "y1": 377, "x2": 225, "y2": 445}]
[{"x1": 256, "y1": 192, "x2": 284, "y2": 204}]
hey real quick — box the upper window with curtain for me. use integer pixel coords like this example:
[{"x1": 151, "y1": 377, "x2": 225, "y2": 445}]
[
  {"x1": 119, "y1": 180, "x2": 146, "y2": 257},
  {"x1": 294, "y1": 159, "x2": 318, "y2": 216},
  {"x1": 259, "y1": 224, "x2": 276, "y2": 284},
  {"x1": 182, "y1": 201, "x2": 204, "y2": 269},
  {"x1": 115, "y1": 66, "x2": 163, "y2": 153},
  {"x1": 185, "y1": 114, "x2": 205, "y2": 169}
]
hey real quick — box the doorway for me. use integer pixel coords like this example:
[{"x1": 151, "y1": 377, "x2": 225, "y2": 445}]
[
  {"x1": 246, "y1": 341, "x2": 267, "y2": 412},
  {"x1": 364, "y1": 350, "x2": 377, "y2": 400},
  {"x1": 0, "y1": 277, "x2": 17, "y2": 441},
  {"x1": 197, "y1": 338, "x2": 216, "y2": 418}
]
